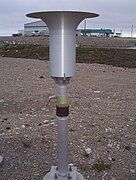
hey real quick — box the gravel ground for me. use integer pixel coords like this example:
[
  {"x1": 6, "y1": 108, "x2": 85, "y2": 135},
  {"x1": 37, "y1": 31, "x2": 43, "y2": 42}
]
[
  {"x1": 0, "y1": 57, "x2": 136, "y2": 180},
  {"x1": 0, "y1": 36, "x2": 136, "y2": 48}
]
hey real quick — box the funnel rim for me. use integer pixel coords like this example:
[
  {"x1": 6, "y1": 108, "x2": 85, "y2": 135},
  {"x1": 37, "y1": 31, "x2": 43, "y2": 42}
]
[{"x1": 26, "y1": 10, "x2": 99, "y2": 19}]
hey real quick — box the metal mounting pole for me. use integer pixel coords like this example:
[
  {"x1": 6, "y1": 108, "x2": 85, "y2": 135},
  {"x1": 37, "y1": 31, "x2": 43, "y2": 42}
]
[
  {"x1": 43, "y1": 78, "x2": 85, "y2": 179},
  {"x1": 56, "y1": 79, "x2": 69, "y2": 176},
  {"x1": 26, "y1": 11, "x2": 99, "y2": 180},
  {"x1": 57, "y1": 116, "x2": 68, "y2": 176}
]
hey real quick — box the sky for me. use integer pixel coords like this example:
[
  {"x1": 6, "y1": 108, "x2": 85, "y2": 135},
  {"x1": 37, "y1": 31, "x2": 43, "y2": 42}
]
[{"x1": 0, "y1": 0, "x2": 136, "y2": 37}]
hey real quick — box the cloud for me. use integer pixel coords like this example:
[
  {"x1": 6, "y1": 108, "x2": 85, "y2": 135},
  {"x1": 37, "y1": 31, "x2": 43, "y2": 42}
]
[{"x1": 0, "y1": 0, "x2": 135, "y2": 35}]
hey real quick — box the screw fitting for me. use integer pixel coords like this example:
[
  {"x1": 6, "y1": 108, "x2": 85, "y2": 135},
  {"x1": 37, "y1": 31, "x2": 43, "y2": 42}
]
[
  {"x1": 54, "y1": 173, "x2": 58, "y2": 179},
  {"x1": 69, "y1": 165, "x2": 72, "y2": 171}
]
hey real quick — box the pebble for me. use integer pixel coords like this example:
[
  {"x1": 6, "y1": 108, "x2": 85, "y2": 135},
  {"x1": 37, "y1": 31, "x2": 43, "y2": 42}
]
[
  {"x1": 94, "y1": 90, "x2": 100, "y2": 93},
  {"x1": 108, "y1": 143, "x2": 113, "y2": 148},
  {"x1": 85, "y1": 147, "x2": 92, "y2": 155},
  {"x1": 130, "y1": 169, "x2": 135, "y2": 173},
  {"x1": 129, "y1": 119, "x2": 134, "y2": 122},
  {"x1": 43, "y1": 120, "x2": 49, "y2": 124},
  {"x1": 105, "y1": 127, "x2": 113, "y2": 132},
  {"x1": 50, "y1": 122, "x2": 55, "y2": 126},
  {"x1": 108, "y1": 157, "x2": 112, "y2": 161},
  {"x1": 0, "y1": 99, "x2": 4, "y2": 103}
]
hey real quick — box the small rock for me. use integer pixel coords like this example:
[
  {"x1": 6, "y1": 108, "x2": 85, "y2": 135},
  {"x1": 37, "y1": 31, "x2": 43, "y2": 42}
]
[
  {"x1": 38, "y1": 123, "x2": 42, "y2": 126},
  {"x1": 84, "y1": 148, "x2": 92, "y2": 157},
  {"x1": 108, "y1": 157, "x2": 116, "y2": 161},
  {"x1": 125, "y1": 145, "x2": 131, "y2": 151},
  {"x1": 105, "y1": 127, "x2": 113, "y2": 132},
  {"x1": 112, "y1": 158, "x2": 116, "y2": 161},
  {"x1": 39, "y1": 76, "x2": 44, "y2": 79},
  {"x1": 44, "y1": 120, "x2": 49, "y2": 124},
  {"x1": 130, "y1": 169, "x2": 135, "y2": 173},
  {"x1": 94, "y1": 91, "x2": 100, "y2": 93},
  {"x1": 6, "y1": 127, "x2": 11, "y2": 131},
  {"x1": 129, "y1": 118, "x2": 134, "y2": 121},
  {"x1": 108, "y1": 143, "x2": 112, "y2": 148},
  {"x1": 108, "y1": 157, "x2": 112, "y2": 161},
  {"x1": 21, "y1": 138, "x2": 31, "y2": 148}
]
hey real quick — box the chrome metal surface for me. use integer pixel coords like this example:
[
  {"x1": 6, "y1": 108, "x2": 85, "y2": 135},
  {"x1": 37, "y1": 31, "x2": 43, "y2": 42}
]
[
  {"x1": 26, "y1": 10, "x2": 99, "y2": 179},
  {"x1": 57, "y1": 116, "x2": 68, "y2": 175},
  {"x1": 26, "y1": 11, "x2": 99, "y2": 77}
]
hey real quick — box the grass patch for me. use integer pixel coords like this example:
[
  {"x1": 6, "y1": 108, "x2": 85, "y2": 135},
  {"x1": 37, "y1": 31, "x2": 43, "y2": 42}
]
[
  {"x1": 92, "y1": 160, "x2": 111, "y2": 172},
  {"x1": 0, "y1": 44, "x2": 136, "y2": 68},
  {"x1": 0, "y1": 44, "x2": 49, "y2": 60},
  {"x1": 76, "y1": 47, "x2": 136, "y2": 68}
]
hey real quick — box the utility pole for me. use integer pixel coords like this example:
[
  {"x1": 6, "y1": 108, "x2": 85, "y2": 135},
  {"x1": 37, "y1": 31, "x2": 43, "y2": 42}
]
[
  {"x1": 113, "y1": 29, "x2": 115, "y2": 37},
  {"x1": 84, "y1": 19, "x2": 87, "y2": 30},
  {"x1": 121, "y1": 29, "x2": 122, "y2": 37},
  {"x1": 84, "y1": 19, "x2": 87, "y2": 36},
  {"x1": 131, "y1": 24, "x2": 134, "y2": 38}
]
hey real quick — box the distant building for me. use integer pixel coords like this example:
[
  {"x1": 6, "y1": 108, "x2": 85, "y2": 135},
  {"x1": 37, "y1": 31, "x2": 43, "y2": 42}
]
[
  {"x1": 24, "y1": 20, "x2": 49, "y2": 36},
  {"x1": 114, "y1": 32, "x2": 122, "y2": 37},
  {"x1": 18, "y1": 30, "x2": 24, "y2": 36},
  {"x1": 79, "y1": 29, "x2": 114, "y2": 37},
  {"x1": 18, "y1": 21, "x2": 115, "y2": 37},
  {"x1": 76, "y1": 30, "x2": 82, "y2": 36}
]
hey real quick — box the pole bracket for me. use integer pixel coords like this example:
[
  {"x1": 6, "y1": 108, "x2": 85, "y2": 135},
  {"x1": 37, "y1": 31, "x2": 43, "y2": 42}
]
[{"x1": 43, "y1": 166, "x2": 84, "y2": 180}]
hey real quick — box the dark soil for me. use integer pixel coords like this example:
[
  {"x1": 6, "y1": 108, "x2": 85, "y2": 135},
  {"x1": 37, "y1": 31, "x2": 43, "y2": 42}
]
[{"x1": 0, "y1": 44, "x2": 136, "y2": 68}]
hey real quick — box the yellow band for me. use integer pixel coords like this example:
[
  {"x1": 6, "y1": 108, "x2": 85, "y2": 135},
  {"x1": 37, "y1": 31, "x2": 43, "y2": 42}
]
[{"x1": 57, "y1": 96, "x2": 69, "y2": 107}]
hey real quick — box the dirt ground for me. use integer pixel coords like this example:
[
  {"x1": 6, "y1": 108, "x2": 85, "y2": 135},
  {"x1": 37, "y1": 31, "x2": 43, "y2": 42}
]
[
  {"x1": 0, "y1": 36, "x2": 136, "y2": 70},
  {"x1": 0, "y1": 44, "x2": 136, "y2": 69},
  {"x1": 0, "y1": 36, "x2": 136, "y2": 48},
  {"x1": 0, "y1": 57, "x2": 136, "y2": 180}
]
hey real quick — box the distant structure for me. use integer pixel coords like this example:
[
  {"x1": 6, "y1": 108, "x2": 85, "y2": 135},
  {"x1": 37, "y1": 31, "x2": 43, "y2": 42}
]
[
  {"x1": 114, "y1": 32, "x2": 122, "y2": 38},
  {"x1": 131, "y1": 25, "x2": 134, "y2": 38},
  {"x1": 17, "y1": 20, "x2": 121, "y2": 38},
  {"x1": 18, "y1": 20, "x2": 49, "y2": 36},
  {"x1": 79, "y1": 29, "x2": 114, "y2": 37}
]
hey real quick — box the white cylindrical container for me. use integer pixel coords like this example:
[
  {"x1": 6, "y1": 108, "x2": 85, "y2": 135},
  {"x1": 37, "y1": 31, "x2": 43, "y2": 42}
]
[{"x1": 26, "y1": 11, "x2": 99, "y2": 77}]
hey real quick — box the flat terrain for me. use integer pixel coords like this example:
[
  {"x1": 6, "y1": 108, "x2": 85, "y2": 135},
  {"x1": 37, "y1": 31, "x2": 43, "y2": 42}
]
[
  {"x1": 0, "y1": 57, "x2": 136, "y2": 180},
  {"x1": 0, "y1": 36, "x2": 136, "y2": 48},
  {"x1": 0, "y1": 36, "x2": 136, "y2": 69}
]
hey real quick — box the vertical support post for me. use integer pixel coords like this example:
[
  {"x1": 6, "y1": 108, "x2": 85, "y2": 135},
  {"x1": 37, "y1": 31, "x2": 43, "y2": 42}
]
[
  {"x1": 55, "y1": 80, "x2": 70, "y2": 176},
  {"x1": 57, "y1": 116, "x2": 68, "y2": 175},
  {"x1": 131, "y1": 24, "x2": 134, "y2": 38},
  {"x1": 26, "y1": 10, "x2": 99, "y2": 180}
]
